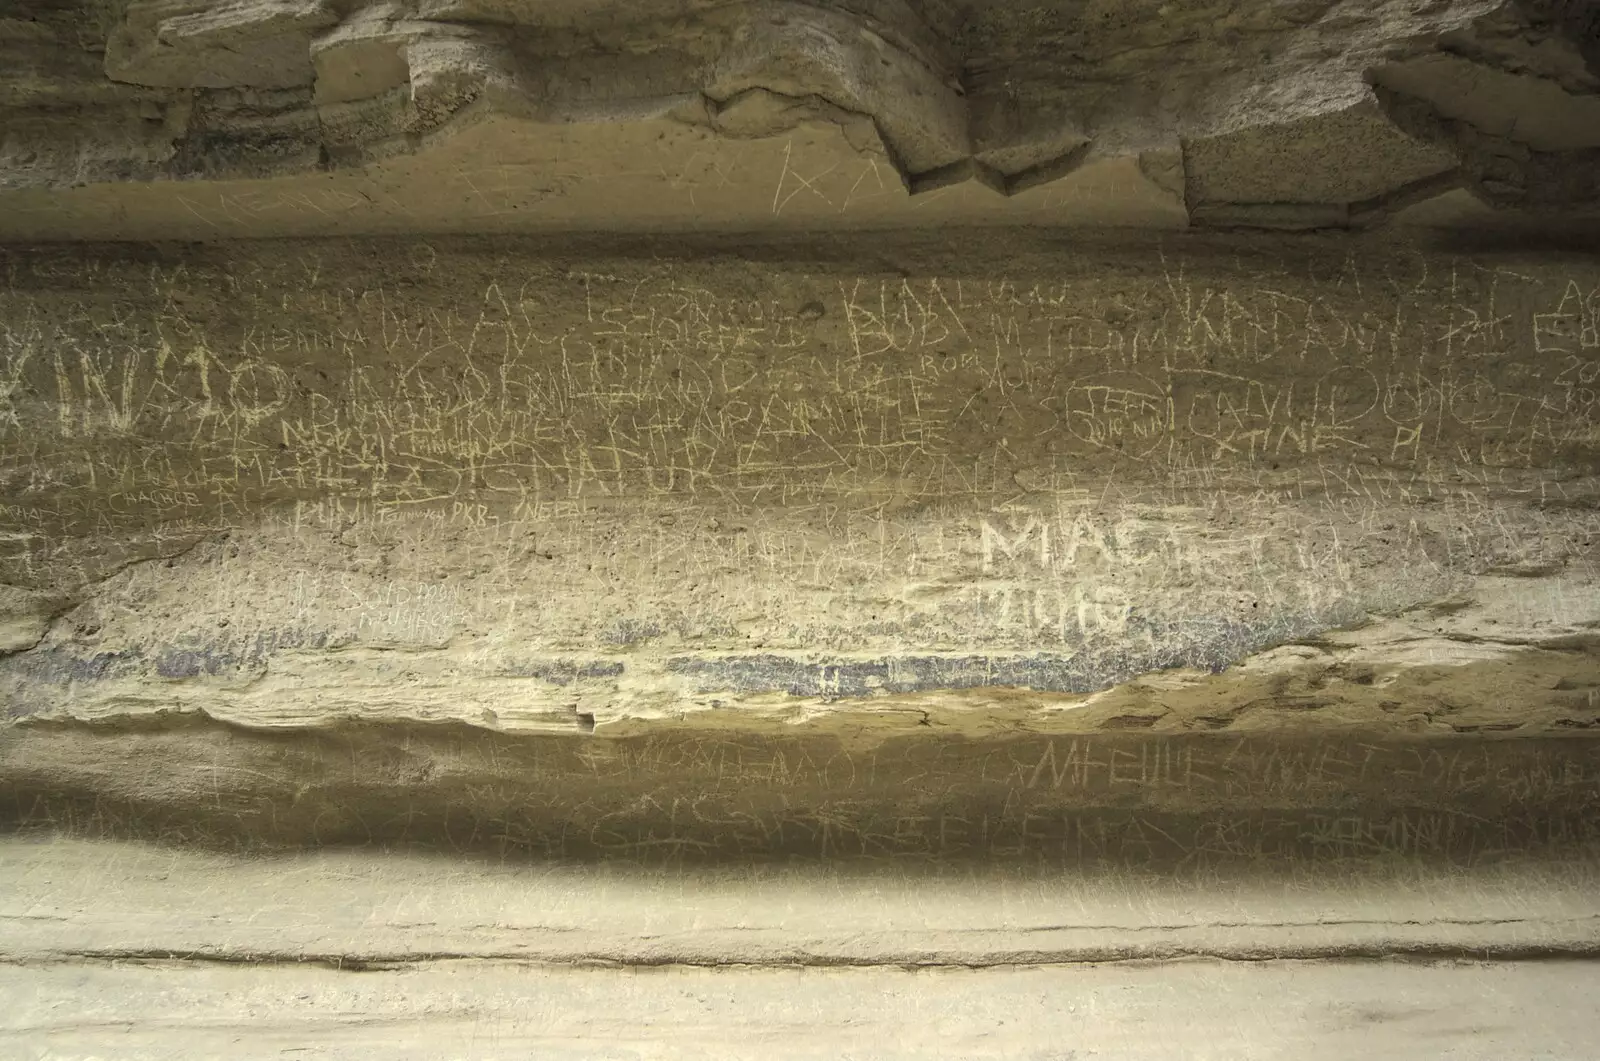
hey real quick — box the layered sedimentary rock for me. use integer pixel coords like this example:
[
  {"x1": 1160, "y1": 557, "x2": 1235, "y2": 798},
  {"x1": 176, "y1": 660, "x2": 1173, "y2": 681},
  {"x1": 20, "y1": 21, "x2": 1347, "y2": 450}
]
[
  {"x1": 2, "y1": 230, "x2": 1598, "y2": 863},
  {"x1": 4, "y1": 228, "x2": 1600, "y2": 1055},
  {"x1": 3, "y1": 4, "x2": 1600, "y2": 1054},
  {"x1": 1, "y1": 0, "x2": 1599, "y2": 237}
]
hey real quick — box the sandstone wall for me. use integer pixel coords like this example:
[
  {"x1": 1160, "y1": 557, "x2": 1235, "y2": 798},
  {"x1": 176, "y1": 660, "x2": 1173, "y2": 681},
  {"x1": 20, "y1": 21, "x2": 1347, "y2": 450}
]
[
  {"x1": 4, "y1": 0, "x2": 1600, "y2": 237},
  {"x1": 5, "y1": 2, "x2": 1600, "y2": 1052},
  {"x1": 1, "y1": 231, "x2": 1597, "y2": 863}
]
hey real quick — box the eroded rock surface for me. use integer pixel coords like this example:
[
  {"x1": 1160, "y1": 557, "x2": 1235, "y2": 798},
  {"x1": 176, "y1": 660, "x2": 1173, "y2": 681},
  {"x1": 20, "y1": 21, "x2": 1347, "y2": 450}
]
[
  {"x1": 0, "y1": 230, "x2": 1597, "y2": 859},
  {"x1": 2, "y1": 0, "x2": 1599, "y2": 236},
  {"x1": 4, "y1": 7, "x2": 1599, "y2": 1047}
]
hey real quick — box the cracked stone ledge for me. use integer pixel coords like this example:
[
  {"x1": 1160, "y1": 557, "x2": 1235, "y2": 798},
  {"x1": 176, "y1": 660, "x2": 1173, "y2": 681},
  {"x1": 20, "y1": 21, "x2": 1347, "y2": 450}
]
[
  {"x1": 2, "y1": 0, "x2": 1599, "y2": 236},
  {"x1": 3, "y1": 837, "x2": 1600, "y2": 968}
]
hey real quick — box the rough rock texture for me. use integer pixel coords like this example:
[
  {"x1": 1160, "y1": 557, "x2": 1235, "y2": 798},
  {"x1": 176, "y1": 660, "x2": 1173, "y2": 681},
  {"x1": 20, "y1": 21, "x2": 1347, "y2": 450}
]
[
  {"x1": 2, "y1": 0, "x2": 1600, "y2": 236},
  {"x1": 3, "y1": 6, "x2": 1600, "y2": 1050},
  {"x1": 2, "y1": 230, "x2": 1599, "y2": 865}
]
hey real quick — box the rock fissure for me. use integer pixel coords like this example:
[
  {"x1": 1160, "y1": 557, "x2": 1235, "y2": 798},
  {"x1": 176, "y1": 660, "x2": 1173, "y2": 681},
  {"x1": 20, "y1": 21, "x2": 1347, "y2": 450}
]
[{"x1": 11, "y1": 935, "x2": 1600, "y2": 971}]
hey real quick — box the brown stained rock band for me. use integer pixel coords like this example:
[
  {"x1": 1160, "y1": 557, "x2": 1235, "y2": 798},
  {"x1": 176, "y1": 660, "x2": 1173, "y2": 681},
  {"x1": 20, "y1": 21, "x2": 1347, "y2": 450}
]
[{"x1": 5, "y1": 724, "x2": 1598, "y2": 866}]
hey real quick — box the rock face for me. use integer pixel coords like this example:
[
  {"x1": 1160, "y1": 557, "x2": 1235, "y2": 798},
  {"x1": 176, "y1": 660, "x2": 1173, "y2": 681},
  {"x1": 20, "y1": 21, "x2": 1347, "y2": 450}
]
[
  {"x1": 2, "y1": 0, "x2": 1599, "y2": 237},
  {"x1": 2, "y1": 5, "x2": 1600, "y2": 1055},
  {"x1": 3, "y1": 230, "x2": 1599, "y2": 856}
]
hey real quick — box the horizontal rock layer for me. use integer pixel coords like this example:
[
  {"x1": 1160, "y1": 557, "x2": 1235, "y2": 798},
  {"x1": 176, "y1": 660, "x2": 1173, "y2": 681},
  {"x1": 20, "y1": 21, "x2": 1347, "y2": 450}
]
[
  {"x1": 1, "y1": 230, "x2": 1598, "y2": 852},
  {"x1": 6, "y1": 719, "x2": 1599, "y2": 864},
  {"x1": 6, "y1": 836, "x2": 1600, "y2": 963},
  {"x1": 4, "y1": 835, "x2": 1600, "y2": 1054},
  {"x1": 1, "y1": 0, "x2": 1599, "y2": 235},
  {"x1": 3, "y1": 231, "x2": 1599, "y2": 727},
  {"x1": 5, "y1": 7, "x2": 1598, "y2": 1043},
  {"x1": 2, "y1": 183, "x2": 1598, "y2": 1058}
]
